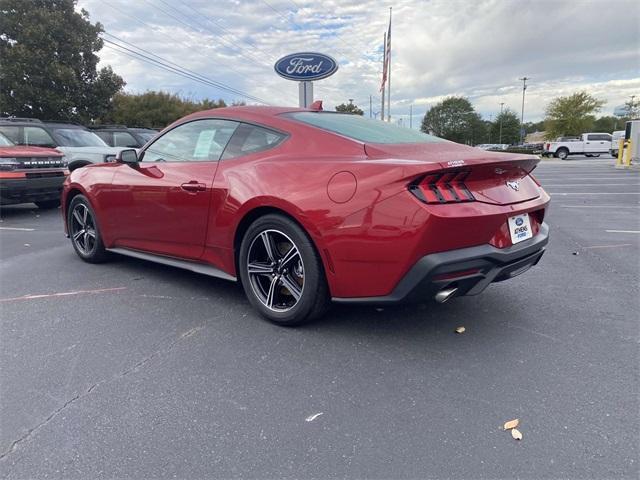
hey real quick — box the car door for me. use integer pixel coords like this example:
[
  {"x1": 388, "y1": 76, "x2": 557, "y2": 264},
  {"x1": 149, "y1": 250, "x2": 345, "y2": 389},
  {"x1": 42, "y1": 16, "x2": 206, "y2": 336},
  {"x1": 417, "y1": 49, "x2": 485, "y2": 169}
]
[{"x1": 106, "y1": 118, "x2": 239, "y2": 260}]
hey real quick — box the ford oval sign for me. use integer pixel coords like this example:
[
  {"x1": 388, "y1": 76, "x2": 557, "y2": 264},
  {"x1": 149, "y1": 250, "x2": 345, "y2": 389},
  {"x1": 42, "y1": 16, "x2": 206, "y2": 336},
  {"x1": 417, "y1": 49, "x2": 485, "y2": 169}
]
[{"x1": 274, "y1": 52, "x2": 338, "y2": 81}]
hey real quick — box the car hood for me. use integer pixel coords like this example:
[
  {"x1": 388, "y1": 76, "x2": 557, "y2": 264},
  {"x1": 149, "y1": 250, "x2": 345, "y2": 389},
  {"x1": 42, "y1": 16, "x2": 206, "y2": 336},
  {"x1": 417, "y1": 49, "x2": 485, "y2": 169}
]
[
  {"x1": 0, "y1": 145, "x2": 63, "y2": 157},
  {"x1": 57, "y1": 146, "x2": 127, "y2": 154}
]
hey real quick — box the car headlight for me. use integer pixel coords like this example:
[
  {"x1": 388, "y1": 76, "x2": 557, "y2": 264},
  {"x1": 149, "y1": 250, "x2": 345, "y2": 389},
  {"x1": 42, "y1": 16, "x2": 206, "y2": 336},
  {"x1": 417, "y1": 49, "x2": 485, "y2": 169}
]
[
  {"x1": 104, "y1": 155, "x2": 116, "y2": 163},
  {"x1": 0, "y1": 157, "x2": 20, "y2": 171},
  {"x1": 60, "y1": 155, "x2": 69, "y2": 167}
]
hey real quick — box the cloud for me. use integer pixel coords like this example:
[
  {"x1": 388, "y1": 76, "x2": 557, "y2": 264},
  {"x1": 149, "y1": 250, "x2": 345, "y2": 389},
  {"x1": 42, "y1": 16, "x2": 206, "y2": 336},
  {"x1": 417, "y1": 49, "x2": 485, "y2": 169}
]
[{"x1": 79, "y1": 0, "x2": 640, "y2": 122}]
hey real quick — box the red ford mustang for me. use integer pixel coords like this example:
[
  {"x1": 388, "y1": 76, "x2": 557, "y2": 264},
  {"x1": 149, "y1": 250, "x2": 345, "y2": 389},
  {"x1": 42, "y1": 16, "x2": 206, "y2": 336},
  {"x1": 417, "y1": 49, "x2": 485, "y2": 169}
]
[{"x1": 62, "y1": 106, "x2": 549, "y2": 325}]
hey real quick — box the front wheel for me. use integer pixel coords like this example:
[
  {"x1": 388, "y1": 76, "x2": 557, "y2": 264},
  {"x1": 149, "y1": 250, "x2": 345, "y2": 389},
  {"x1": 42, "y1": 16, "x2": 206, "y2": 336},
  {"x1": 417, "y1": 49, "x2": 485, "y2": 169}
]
[
  {"x1": 238, "y1": 214, "x2": 329, "y2": 326},
  {"x1": 67, "y1": 194, "x2": 108, "y2": 263}
]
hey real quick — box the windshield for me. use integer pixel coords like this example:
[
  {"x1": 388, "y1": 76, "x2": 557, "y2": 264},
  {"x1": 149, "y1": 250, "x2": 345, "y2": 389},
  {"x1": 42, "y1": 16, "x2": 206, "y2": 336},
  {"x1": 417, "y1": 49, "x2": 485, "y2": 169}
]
[
  {"x1": 52, "y1": 128, "x2": 108, "y2": 147},
  {"x1": 136, "y1": 132, "x2": 156, "y2": 142},
  {"x1": 285, "y1": 112, "x2": 444, "y2": 144},
  {"x1": 0, "y1": 132, "x2": 14, "y2": 146}
]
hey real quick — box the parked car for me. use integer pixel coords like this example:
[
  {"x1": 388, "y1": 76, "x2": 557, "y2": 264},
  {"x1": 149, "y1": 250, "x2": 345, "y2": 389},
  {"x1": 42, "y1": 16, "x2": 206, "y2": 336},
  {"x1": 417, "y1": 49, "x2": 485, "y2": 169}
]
[
  {"x1": 610, "y1": 130, "x2": 625, "y2": 158},
  {"x1": 542, "y1": 133, "x2": 612, "y2": 159},
  {"x1": 0, "y1": 131, "x2": 67, "y2": 208},
  {"x1": 62, "y1": 106, "x2": 550, "y2": 325},
  {"x1": 0, "y1": 118, "x2": 128, "y2": 171},
  {"x1": 88, "y1": 125, "x2": 159, "y2": 148}
]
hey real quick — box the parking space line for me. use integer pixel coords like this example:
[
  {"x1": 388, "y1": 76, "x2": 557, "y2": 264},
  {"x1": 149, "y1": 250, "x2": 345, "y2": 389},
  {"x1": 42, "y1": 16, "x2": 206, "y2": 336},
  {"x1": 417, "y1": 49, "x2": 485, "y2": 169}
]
[
  {"x1": 583, "y1": 244, "x2": 633, "y2": 250},
  {"x1": 0, "y1": 287, "x2": 127, "y2": 303},
  {"x1": 559, "y1": 205, "x2": 640, "y2": 209},
  {"x1": 605, "y1": 230, "x2": 640, "y2": 234},
  {"x1": 542, "y1": 184, "x2": 640, "y2": 187},
  {"x1": 551, "y1": 193, "x2": 640, "y2": 195},
  {"x1": 0, "y1": 227, "x2": 35, "y2": 231}
]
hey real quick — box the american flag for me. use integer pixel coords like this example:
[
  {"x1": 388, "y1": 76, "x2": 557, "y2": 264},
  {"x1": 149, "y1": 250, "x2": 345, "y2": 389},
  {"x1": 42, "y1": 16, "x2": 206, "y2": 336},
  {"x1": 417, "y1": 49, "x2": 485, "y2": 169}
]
[{"x1": 380, "y1": 15, "x2": 391, "y2": 93}]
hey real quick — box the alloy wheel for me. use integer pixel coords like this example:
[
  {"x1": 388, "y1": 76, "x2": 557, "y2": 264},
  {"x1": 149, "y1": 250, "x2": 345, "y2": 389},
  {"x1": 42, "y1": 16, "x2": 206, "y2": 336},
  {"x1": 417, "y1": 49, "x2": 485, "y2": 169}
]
[
  {"x1": 246, "y1": 229, "x2": 304, "y2": 312},
  {"x1": 70, "y1": 203, "x2": 97, "y2": 255}
]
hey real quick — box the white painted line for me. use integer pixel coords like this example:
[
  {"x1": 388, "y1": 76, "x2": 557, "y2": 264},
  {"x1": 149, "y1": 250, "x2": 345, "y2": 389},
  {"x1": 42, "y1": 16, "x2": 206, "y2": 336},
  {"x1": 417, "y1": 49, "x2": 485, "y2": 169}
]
[
  {"x1": 0, "y1": 227, "x2": 35, "y2": 231},
  {"x1": 559, "y1": 205, "x2": 640, "y2": 209},
  {"x1": 605, "y1": 230, "x2": 640, "y2": 234},
  {"x1": 0, "y1": 287, "x2": 127, "y2": 303},
  {"x1": 551, "y1": 193, "x2": 640, "y2": 196},
  {"x1": 542, "y1": 183, "x2": 640, "y2": 187}
]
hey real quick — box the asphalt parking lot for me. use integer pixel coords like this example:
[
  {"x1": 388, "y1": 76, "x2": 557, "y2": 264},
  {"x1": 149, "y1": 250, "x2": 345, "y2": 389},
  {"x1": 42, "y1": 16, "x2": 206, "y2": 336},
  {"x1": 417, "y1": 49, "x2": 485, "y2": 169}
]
[{"x1": 1, "y1": 155, "x2": 638, "y2": 479}]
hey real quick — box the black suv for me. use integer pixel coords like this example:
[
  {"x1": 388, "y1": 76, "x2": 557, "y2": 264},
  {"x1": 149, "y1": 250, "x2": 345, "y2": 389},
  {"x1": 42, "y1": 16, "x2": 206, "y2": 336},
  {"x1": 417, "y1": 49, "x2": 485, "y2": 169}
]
[{"x1": 88, "y1": 125, "x2": 158, "y2": 148}]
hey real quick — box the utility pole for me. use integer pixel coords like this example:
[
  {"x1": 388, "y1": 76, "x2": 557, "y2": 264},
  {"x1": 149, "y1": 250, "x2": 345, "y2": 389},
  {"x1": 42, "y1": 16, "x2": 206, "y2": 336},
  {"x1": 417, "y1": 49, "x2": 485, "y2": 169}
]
[
  {"x1": 519, "y1": 77, "x2": 529, "y2": 144},
  {"x1": 369, "y1": 95, "x2": 372, "y2": 118},
  {"x1": 499, "y1": 102, "x2": 504, "y2": 144},
  {"x1": 409, "y1": 104, "x2": 413, "y2": 129},
  {"x1": 488, "y1": 114, "x2": 492, "y2": 143}
]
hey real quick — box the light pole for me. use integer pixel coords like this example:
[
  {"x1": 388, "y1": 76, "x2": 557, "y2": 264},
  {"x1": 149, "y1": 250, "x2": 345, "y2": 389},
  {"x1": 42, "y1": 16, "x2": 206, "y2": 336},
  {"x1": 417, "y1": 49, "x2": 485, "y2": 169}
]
[
  {"x1": 499, "y1": 102, "x2": 504, "y2": 144},
  {"x1": 519, "y1": 77, "x2": 529, "y2": 144},
  {"x1": 409, "y1": 104, "x2": 413, "y2": 129}
]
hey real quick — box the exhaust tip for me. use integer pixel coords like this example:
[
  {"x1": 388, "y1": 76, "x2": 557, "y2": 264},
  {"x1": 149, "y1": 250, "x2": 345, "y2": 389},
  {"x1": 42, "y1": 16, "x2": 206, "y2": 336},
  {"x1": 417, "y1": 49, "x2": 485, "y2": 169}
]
[{"x1": 435, "y1": 287, "x2": 458, "y2": 304}]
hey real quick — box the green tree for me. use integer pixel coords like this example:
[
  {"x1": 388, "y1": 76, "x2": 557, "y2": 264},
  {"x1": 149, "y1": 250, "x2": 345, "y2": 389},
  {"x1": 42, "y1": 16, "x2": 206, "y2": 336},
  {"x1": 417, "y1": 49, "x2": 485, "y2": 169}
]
[
  {"x1": 421, "y1": 97, "x2": 482, "y2": 144},
  {"x1": 490, "y1": 108, "x2": 521, "y2": 144},
  {"x1": 98, "y1": 91, "x2": 227, "y2": 128},
  {"x1": 543, "y1": 91, "x2": 605, "y2": 139},
  {"x1": 335, "y1": 102, "x2": 364, "y2": 115},
  {"x1": 523, "y1": 120, "x2": 545, "y2": 134},
  {"x1": 623, "y1": 97, "x2": 639, "y2": 118},
  {"x1": 592, "y1": 116, "x2": 622, "y2": 133},
  {"x1": 0, "y1": 0, "x2": 125, "y2": 122}
]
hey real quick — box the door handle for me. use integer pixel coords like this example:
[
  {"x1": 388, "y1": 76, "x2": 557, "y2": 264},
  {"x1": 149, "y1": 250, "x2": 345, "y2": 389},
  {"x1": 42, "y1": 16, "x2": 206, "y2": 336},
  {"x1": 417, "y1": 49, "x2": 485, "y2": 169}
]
[{"x1": 181, "y1": 181, "x2": 206, "y2": 192}]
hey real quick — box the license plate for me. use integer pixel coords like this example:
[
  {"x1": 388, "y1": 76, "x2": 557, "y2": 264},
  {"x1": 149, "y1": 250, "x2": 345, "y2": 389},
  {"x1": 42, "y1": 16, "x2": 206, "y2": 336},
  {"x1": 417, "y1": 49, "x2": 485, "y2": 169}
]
[{"x1": 508, "y1": 213, "x2": 533, "y2": 244}]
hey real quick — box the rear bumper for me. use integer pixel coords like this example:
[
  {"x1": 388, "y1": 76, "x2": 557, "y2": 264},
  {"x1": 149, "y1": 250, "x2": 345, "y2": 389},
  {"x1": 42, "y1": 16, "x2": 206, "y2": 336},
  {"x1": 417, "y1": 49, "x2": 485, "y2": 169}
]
[
  {"x1": 333, "y1": 222, "x2": 549, "y2": 304},
  {"x1": 0, "y1": 175, "x2": 65, "y2": 205}
]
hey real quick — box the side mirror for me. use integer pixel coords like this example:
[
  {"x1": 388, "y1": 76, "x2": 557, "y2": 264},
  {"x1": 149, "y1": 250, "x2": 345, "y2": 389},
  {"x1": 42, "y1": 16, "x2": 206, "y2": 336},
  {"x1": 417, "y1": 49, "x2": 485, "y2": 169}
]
[{"x1": 116, "y1": 149, "x2": 138, "y2": 165}]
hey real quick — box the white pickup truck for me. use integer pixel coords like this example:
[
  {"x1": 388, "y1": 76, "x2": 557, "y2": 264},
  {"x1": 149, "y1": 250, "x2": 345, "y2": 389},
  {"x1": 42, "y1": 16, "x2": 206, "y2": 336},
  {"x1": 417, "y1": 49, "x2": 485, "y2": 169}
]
[{"x1": 543, "y1": 133, "x2": 612, "y2": 160}]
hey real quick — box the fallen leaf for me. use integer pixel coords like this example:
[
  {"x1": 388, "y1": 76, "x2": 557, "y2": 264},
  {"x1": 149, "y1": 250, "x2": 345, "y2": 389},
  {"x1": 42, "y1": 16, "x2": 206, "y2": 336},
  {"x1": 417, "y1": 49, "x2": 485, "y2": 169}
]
[
  {"x1": 23, "y1": 243, "x2": 30, "y2": 247},
  {"x1": 503, "y1": 419, "x2": 519, "y2": 430},
  {"x1": 305, "y1": 412, "x2": 323, "y2": 422},
  {"x1": 455, "y1": 326, "x2": 465, "y2": 334},
  {"x1": 511, "y1": 428, "x2": 523, "y2": 440},
  {"x1": 572, "y1": 251, "x2": 579, "y2": 255}
]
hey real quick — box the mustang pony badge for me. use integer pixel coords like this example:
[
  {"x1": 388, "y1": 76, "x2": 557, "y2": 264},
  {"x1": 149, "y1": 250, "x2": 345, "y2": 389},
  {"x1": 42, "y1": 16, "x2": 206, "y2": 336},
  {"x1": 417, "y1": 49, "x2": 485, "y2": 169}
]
[{"x1": 507, "y1": 180, "x2": 520, "y2": 191}]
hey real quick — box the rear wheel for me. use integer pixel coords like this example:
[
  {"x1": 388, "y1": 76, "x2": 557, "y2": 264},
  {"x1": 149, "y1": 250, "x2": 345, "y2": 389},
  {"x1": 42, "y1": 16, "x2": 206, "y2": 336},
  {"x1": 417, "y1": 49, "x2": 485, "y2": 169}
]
[
  {"x1": 238, "y1": 214, "x2": 329, "y2": 326},
  {"x1": 67, "y1": 195, "x2": 108, "y2": 263},
  {"x1": 35, "y1": 199, "x2": 60, "y2": 209}
]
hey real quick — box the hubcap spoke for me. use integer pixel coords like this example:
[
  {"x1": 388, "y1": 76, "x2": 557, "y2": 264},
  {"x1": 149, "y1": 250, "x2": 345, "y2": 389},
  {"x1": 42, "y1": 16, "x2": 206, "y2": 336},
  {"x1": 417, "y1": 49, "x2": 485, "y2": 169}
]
[
  {"x1": 265, "y1": 276, "x2": 279, "y2": 308},
  {"x1": 248, "y1": 262, "x2": 274, "y2": 275},
  {"x1": 73, "y1": 208, "x2": 84, "y2": 227},
  {"x1": 280, "y1": 244, "x2": 299, "y2": 268},
  {"x1": 260, "y1": 232, "x2": 277, "y2": 263},
  {"x1": 85, "y1": 229, "x2": 96, "y2": 239},
  {"x1": 73, "y1": 229, "x2": 84, "y2": 241},
  {"x1": 280, "y1": 274, "x2": 302, "y2": 301}
]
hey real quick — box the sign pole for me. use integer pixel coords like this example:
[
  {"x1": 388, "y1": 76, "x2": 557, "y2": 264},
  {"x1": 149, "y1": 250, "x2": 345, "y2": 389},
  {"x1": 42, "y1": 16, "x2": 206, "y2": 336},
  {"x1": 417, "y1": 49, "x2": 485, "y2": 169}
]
[{"x1": 298, "y1": 81, "x2": 313, "y2": 108}]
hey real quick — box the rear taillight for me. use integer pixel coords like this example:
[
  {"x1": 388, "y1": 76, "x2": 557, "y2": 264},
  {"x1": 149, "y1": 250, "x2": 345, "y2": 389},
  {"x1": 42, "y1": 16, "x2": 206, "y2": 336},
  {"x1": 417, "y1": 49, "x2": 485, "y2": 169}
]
[{"x1": 409, "y1": 170, "x2": 475, "y2": 204}]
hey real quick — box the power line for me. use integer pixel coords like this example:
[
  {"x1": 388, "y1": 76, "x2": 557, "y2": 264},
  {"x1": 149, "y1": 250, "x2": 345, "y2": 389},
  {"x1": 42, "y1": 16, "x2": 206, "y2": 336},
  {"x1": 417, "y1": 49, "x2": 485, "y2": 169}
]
[{"x1": 102, "y1": 38, "x2": 271, "y2": 104}]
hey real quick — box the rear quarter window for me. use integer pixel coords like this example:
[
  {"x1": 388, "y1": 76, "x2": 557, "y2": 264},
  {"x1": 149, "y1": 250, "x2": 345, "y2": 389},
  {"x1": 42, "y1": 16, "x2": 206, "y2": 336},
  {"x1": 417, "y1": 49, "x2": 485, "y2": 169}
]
[{"x1": 285, "y1": 112, "x2": 443, "y2": 144}]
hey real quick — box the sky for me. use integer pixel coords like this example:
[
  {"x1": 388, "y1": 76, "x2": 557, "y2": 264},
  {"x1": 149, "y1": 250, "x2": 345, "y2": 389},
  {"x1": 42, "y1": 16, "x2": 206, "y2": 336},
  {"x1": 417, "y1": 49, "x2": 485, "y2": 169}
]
[{"x1": 77, "y1": 0, "x2": 640, "y2": 126}]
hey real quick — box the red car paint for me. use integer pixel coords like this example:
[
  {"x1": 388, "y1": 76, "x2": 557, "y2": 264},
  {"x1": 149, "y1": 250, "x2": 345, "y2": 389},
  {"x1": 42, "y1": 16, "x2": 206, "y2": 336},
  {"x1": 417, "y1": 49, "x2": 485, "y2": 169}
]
[{"x1": 62, "y1": 106, "x2": 549, "y2": 299}]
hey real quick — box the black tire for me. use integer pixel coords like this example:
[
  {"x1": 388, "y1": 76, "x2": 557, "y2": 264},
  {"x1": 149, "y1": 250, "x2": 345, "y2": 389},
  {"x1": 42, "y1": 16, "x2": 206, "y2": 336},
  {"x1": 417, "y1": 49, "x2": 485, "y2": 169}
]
[
  {"x1": 556, "y1": 148, "x2": 569, "y2": 160},
  {"x1": 67, "y1": 194, "x2": 108, "y2": 263},
  {"x1": 35, "y1": 199, "x2": 60, "y2": 209},
  {"x1": 585, "y1": 154, "x2": 593, "y2": 157},
  {"x1": 238, "y1": 214, "x2": 329, "y2": 326}
]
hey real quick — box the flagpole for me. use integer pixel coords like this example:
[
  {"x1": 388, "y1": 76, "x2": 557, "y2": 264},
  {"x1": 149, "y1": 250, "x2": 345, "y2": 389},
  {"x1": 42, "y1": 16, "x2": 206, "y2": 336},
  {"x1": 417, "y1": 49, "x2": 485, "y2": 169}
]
[
  {"x1": 387, "y1": 7, "x2": 392, "y2": 122},
  {"x1": 380, "y1": 32, "x2": 386, "y2": 121}
]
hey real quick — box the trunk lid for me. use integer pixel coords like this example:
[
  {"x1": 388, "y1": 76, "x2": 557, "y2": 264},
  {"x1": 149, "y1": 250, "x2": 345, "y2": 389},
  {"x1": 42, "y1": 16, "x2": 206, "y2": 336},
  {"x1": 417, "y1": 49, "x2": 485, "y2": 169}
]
[{"x1": 364, "y1": 141, "x2": 541, "y2": 205}]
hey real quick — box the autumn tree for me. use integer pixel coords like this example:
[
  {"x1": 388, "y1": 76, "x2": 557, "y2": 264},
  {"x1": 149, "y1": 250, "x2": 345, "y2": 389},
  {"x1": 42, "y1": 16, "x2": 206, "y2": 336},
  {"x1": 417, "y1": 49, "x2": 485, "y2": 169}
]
[
  {"x1": 544, "y1": 91, "x2": 605, "y2": 139},
  {"x1": 0, "y1": 0, "x2": 124, "y2": 122}
]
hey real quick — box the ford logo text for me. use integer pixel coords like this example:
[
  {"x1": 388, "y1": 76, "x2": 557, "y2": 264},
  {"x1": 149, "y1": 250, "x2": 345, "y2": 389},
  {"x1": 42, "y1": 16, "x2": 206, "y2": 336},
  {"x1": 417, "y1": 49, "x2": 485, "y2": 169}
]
[{"x1": 274, "y1": 52, "x2": 338, "y2": 81}]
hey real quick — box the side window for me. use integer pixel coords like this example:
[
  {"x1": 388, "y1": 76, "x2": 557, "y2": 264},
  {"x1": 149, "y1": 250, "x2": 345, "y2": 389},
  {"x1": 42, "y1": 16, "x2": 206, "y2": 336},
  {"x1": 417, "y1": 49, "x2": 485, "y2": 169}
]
[
  {"x1": 587, "y1": 134, "x2": 597, "y2": 141},
  {"x1": 113, "y1": 131, "x2": 139, "y2": 147},
  {"x1": 143, "y1": 119, "x2": 238, "y2": 162},
  {"x1": 94, "y1": 131, "x2": 113, "y2": 146},
  {"x1": 0, "y1": 126, "x2": 22, "y2": 144},
  {"x1": 24, "y1": 127, "x2": 56, "y2": 147},
  {"x1": 222, "y1": 123, "x2": 286, "y2": 160}
]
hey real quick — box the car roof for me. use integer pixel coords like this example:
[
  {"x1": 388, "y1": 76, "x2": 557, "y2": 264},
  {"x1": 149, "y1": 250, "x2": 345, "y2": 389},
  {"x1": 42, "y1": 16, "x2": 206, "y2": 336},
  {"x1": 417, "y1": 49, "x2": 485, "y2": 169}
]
[
  {"x1": 43, "y1": 122, "x2": 86, "y2": 129},
  {"x1": 184, "y1": 105, "x2": 308, "y2": 123}
]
